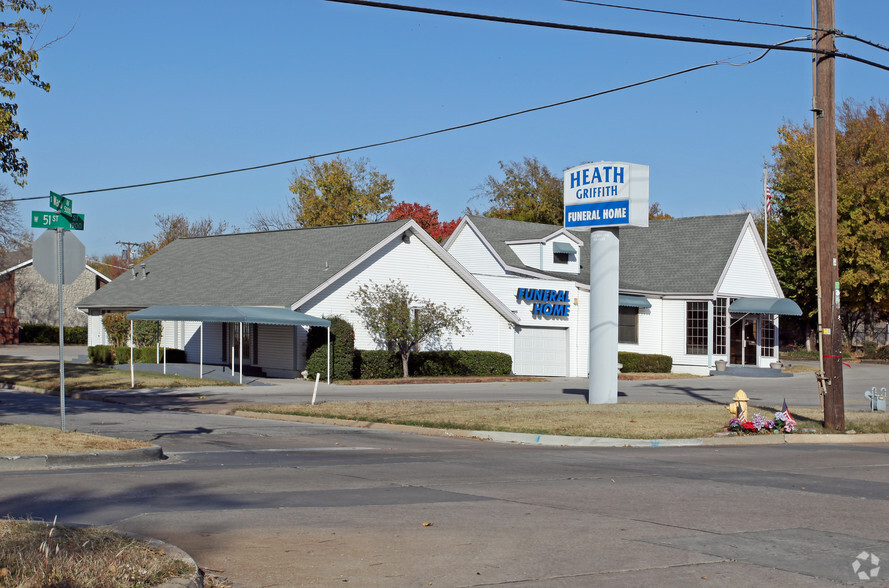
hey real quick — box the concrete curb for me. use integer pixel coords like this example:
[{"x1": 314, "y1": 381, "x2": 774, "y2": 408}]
[
  {"x1": 0, "y1": 445, "x2": 166, "y2": 471},
  {"x1": 232, "y1": 410, "x2": 889, "y2": 448}
]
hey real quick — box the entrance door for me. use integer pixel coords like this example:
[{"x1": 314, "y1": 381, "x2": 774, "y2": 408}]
[{"x1": 729, "y1": 317, "x2": 758, "y2": 366}]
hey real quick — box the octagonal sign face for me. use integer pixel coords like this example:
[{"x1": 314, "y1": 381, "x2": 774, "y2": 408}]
[{"x1": 32, "y1": 229, "x2": 86, "y2": 284}]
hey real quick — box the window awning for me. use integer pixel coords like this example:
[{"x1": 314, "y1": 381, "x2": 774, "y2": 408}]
[
  {"x1": 552, "y1": 242, "x2": 576, "y2": 254},
  {"x1": 619, "y1": 294, "x2": 651, "y2": 309},
  {"x1": 729, "y1": 297, "x2": 802, "y2": 316},
  {"x1": 126, "y1": 305, "x2": 331, "y2": 327}
]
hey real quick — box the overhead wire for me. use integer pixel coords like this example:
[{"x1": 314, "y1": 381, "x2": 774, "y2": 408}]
[
  {"x1": 559, "y1": 0, "x2": 823, "y2": 33},
  {"x1": 3, "y1": 42, "x2": 793, "y2": 204},
  {"x1": 325, "y1": 0, "x2": 889, "y2": 72}
]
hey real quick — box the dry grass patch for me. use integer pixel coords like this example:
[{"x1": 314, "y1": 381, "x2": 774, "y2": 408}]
[
  {"x1": 0, "y1": 355, "x2": 232, "y2": 391},
  {"x1": 0, "y1": 518, "x2": 191, "y2": 587},
  {"x1": 0, "y1": 425, "x2": 151, "y2": 455},
  {"x1": 243, "y1": 401, "x2": 889, "y2": 438}
]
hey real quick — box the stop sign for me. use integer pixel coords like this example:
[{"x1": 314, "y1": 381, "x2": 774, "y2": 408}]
[{"x1": 32, "y1": 229, "x2": 86, "y2": 285}]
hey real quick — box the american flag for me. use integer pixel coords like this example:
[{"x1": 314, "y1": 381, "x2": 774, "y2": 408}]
[{"x1": 765, "y1": 185, "x2": 773, "y2": 215}]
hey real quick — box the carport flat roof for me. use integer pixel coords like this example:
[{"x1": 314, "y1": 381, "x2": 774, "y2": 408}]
[{"x1": 126, "y1": 305, "x2": 331, "y2": 327}]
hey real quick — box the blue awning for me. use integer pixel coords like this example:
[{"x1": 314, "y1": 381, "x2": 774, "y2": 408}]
[
  {"x1": 618, "y1": 295, "x2": 651, "y2": 309},
  {"x1": 126, "y1": 305, "x2": 331, "y2": 327},
  {"x1": 552, "y1": 242, "x2": 576, "y2": 254},
  {"x1": 729, "y1": 297, "x2": 802, "y2": 316}
]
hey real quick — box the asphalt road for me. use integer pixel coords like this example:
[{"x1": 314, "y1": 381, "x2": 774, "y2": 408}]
[{"x1": 1, "y1": 388, "x2": 888, "y2": 587}]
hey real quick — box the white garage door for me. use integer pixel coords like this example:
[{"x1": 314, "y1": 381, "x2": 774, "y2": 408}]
[{"x1": 514, "y1": 327, "x2": 568, "y2": 376}]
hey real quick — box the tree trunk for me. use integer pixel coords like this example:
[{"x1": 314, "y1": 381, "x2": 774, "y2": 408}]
[{"x1": 401, "y1": 350, "x2": 410, "y2": 378}]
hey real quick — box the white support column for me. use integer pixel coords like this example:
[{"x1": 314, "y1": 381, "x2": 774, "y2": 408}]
[
  {"x1": 129, "y1": 320, "x2": 134, "y2": 389},
  {"x1": 239, "y1": 322, "x2": 243, "y2": 384},
  {"x1": 326, "y1": 326, "x2": 331, "y2": 385},
  {"x1": 199, "y1": 323, "x2": 203, "y2": 379}
]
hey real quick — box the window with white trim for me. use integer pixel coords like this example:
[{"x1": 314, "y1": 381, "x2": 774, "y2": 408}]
[{"x1": 686, "y1": 301, "x2": 708, "y2": 355}]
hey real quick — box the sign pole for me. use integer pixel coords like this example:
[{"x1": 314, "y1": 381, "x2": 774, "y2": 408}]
[
  {"x1": 57, "y1": 228, "x2": 66, "y2": 431},
  {"x1": 588, "y1": 228, "x2": 620, "y2": 404}
]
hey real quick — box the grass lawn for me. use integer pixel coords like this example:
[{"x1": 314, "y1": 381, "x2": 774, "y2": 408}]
[
  {"x1": 240, "y1": 400, "x2": 889, "y2": 439},
  {"x1": 0, "y1": 518, "x2": 191, "y2": 588},
  {"x1": 0, "y1": 355, "x2": 233, "y2": 391},
  {"x1": 0, "y1": 424, "x2": 151, "y2": 455}
]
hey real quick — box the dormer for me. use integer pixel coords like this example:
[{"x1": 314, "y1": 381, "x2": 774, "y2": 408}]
[{"x1": 505, "y1": 229, "x2": 584, "y2": 274}]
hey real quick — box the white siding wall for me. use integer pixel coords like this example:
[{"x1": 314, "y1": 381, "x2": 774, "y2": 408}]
[
  {"x1": 87, "y1": 311, "x2": 107, "y2": 346},
  {"x1": 446, "y1": 225, "x2": 507, "y2": 276},
  {"x1": 189, "y1": 322, "x2": 224, "y2": 364},
  {"x1": 660, "y1": 299, "x2": 712, "y2": 375},
  {"x1": 299, "y1": 237, "x2": 514, "y2": 357},
  {"x1": 509, "y1": 243, "x2": 541, "y2": 269},
  {"x1": 541, "y1": 239, "x2": 581, "y2": 274},
  {"x1": 719, "y1": 226, "x2": 780, "y2": 297},
  {"x1": 618, "y1": 300, "x2": 663, "y2": 356},
  {"x1": 573, "y1": 289, "x2": 590, "y2": 377}
]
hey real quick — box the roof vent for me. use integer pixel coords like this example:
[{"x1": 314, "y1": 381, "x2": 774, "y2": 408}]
[{"x1": 140, "y1": 263, "x2": 148, "y2": 279}]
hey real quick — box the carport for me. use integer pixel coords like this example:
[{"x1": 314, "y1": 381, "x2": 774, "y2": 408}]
[{"x1": 126, "y1": 305, "x2": 331, "y2": 385}]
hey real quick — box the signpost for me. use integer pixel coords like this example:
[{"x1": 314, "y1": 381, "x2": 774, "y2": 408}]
[
  {"x1": 30, "y1": 192, "x2": 85, "y2": 431},
  {"x1": 563, "y1": 162, "x2": 648, "y2": 404}
]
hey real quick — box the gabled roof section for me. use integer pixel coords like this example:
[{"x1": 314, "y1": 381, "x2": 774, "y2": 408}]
[
  {"x1": 464, "y1": 213, "x2": 750, "y2": 295},
  {"x1": 504, "y1": 227, "x2": 584, "y2": 246},
  {"x1": 0, "y1": 247, "x2": 32, "y2": 276},
  {"x1": 77, "y1": 220, "x2": 414, "y2": 310}
]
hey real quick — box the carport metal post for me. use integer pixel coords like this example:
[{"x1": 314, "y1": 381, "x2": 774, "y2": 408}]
[
  {"x1": 199, "y1": 323, "x2": 203, "y2": 379},
  {"x1": 129, "y1": 320, "x2": 134, "y2": 388},
  {"x1": 239, "y1": 322, "x2": 243, "y2": 384},
  {"x1": 327, "y1": 325, "x2": 330, "y2": 385}
]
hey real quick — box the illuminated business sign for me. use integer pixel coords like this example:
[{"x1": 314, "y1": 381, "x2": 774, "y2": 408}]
[
  {"x1": 563, "y1": 161, "x2": 649, "y2": 229},
  {"x1": 517, "y1": 287, "x2": 570, "y2": 317}
]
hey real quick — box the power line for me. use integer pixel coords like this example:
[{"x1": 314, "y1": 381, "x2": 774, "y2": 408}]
[
  {"x1": 560, "y1": 0, "x2": 821, "y2": 33},
  {"x1": 3, "y1": 46, "x2": 786, "y2": 204},
  {"x1": 326, "y1": 0, "x2": 889, "y2": 72}
]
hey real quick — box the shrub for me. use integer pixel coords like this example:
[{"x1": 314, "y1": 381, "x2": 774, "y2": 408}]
[
  {"x1": 19, "y1": 324, "x2": 87, "y2": 344},
  {"x1": 411, "y1": 350, "x2": 512, "y2": 377},
  {"x1": 355, "y1": 350, "x2": 402, "y2": 379},
  {"x1": 305, "y1": 316, "x2": 356, "y2": 380},
  {"x1": 101, "y1": 313, "x2": 129, "y2": 347},
  {"x1": 88, "y1": 345, "x2": 186, "y2": 364},
  {"x1": 354, "y1": 349, "x2": 512, "y2": 379},
  {"x1": 133, "y1": 321, "x2": 162, "y2": 347},
  {"x1": 618, "y1": 351, "x2": 672, "y2": 373}
]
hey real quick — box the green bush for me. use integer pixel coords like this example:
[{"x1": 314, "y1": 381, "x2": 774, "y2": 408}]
[
  {"x1": 305, "y1": 316, "x2": 356, "y2": 381},
  {"x1": 88, "y1": 345, "x2": 187, "y2": 365},
  {"x1": 618, "y1": 351, "x2": 672, "y2": 373},
  {"x1": 101, "y1": 313, "x2": 129, "y2": 347},
  {"x1": 19, "y1": 324, "x2": 87, "y2": 344},
  {"x1": 355, "y1": 350, "x2": 402, "y2": 379},
  {"x1": 411, "y1": 350, "x2": 512, "y2": 377},
  {"x1": 133, "y1": 321, "x2": 162, "y2": 347},
  {"x1": 353, "y1": 349, "x2": 513, "y2": 379}
]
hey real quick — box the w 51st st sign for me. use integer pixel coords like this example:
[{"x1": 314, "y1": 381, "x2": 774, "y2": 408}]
[{"x1": 31, "y1": 211, "x2": 85, "y2": 230}]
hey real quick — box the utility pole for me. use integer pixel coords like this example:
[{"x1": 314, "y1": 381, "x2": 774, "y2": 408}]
[
  {"x1": 116, "y1": 241, "x2": 142, "y2": 266},
  {"x1": 814, "y1": 0, "x2": 845, "y2": 430}
]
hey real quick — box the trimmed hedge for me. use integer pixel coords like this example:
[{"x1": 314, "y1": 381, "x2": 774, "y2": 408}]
[
  {"x1": 618, "y1": 351, "x2": 672, "y2": 373},
  {"x1": 305, "y1": 316, "x2": 356, "y2": 381},
  {"x1": 88, "y1": 345, "x2": 186, "y2": 365},
  {"x1": 19, "y1": 324, "x2": 88, "y2": 344},
  {"x1": 354, "y1": 349, "x2": 513, "y2": 379}
]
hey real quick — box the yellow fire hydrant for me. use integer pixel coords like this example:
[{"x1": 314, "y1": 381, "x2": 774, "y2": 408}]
[{"x1": 727, "y1": 389, "x2": 749, "y2": 421}]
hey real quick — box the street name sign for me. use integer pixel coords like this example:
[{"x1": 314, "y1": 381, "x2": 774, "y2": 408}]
[
  {"x1": 31, "y1": 211, "x2": 85, "y2": 231},
  {"x1": 49, "y1": 191, "x2": 72, "y2": 214}
]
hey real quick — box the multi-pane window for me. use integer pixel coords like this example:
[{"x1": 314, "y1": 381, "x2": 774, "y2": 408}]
[
  {"x1": 761, "y1": 317, "x2": 776, "y2": 358},
  {"x1": 713, "y1": 297, "x2": 727, "y2": 355},
  {"x1": 618, "y1": 307, "x2": 638, "y2": 344},
  {"x1": 686, "y1": 301, "x2": 709, "y2": 355}
]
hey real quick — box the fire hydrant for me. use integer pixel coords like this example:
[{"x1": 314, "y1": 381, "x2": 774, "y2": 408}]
[{"x1": 727, "y1": 389, "x2": 749, "y2": 421}]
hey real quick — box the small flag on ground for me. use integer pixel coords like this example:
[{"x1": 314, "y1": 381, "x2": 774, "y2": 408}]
[{"x1": 780, "y1": 398, "x2": 796, "y2": 426}]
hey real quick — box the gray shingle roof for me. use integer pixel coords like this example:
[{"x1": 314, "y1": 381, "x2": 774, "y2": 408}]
[
  {"x1": 466, "y1": 213, "x2": 750, "y2": 295},
  {"x1": 77, "y1": 220, "x2": 412, "y2": 309}
]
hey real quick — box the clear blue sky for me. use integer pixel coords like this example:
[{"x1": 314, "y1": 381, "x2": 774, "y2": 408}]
[{"x1": 11, "y1": 0, "x2": 889, "y2": 256}]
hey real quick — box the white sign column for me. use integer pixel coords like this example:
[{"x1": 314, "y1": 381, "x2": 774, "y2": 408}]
[{"x1": 563, "y1": 162, "x2": 648, "y2": 404}]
